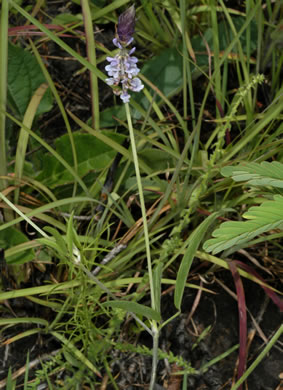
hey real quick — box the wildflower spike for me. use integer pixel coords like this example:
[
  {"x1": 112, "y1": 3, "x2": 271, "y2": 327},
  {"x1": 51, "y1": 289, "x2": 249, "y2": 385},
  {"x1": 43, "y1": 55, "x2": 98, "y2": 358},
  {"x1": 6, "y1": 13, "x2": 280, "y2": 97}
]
[{"x1": 105, "y1": 5, "x2": 144, "y2": 103}]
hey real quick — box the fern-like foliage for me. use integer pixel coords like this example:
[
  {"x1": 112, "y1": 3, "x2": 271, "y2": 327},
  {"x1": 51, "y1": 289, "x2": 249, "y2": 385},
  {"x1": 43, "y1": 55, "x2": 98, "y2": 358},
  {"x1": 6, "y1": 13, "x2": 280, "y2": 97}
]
[
  {"x1": 221, "y1": 161, "x2": 283, "y2": 189},
  {"x1": 203, "y1": 161, "x2": 283, "y2": 254},
  {"x1": 115, "y1": 341, "x2": 196, "y2": 374},
  {"x1": 204, "y1": 195, "x2": 283, "y2": 254}
]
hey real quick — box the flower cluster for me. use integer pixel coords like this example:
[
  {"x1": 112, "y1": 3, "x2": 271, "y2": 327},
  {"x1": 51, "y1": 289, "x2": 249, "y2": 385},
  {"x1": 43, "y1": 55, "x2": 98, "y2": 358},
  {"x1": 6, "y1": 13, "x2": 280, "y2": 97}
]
[{"x1": 105, "y1": 6, "x2": 144, "y2": 103}]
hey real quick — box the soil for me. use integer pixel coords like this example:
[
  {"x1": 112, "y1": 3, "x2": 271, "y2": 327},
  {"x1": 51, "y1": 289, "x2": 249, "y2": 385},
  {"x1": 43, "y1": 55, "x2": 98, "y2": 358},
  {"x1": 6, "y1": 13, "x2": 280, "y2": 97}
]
[
  {"x1": 108, "y1": 272, "x2": 282, "y2": 390},
  {"x1": 0, "y1": 269, "x2": 282, "y2": 389}
]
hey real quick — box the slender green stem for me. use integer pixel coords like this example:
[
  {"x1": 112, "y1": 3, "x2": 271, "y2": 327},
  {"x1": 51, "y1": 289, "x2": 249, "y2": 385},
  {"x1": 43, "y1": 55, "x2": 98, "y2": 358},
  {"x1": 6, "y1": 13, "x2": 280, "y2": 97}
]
[
  {"x1": 149, "y1": 323, "x2": 159, "y2": 390},
  {"x1": 125, "y1": 102, "x2": 155, "y2": 310},
  {"x1": 81, "y1": 0, "x2": 100, "y2": 130},
  {"x1": 0, "y1": 0, "x2": 9, "y2": 192},
  {"x1": 0, "y1": 192, "x2": 48, "y2": 238},
  {"x1": 180, "y1": 0, "x2": 187, "y2": 119},
  {"x1": 125, "y1": 102, "x2": 158, "y2": 389},
  {"x1": 210, "y1": 0, "x2": 221, "y2": 115}
]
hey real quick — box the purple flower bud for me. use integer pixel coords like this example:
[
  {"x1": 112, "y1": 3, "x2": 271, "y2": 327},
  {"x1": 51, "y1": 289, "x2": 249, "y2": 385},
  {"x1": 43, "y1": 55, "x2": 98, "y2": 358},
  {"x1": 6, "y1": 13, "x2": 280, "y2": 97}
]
[
  {"x1": 105, "y1": 5, "x2": 144, "y2": 103},
  {"x1": 117, "y1": 5, "x2": 136, "y2": 45}
]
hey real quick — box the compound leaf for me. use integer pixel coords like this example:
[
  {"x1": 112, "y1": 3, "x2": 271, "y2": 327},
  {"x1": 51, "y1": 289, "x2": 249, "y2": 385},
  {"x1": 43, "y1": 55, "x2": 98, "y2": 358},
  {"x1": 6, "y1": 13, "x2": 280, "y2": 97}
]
[
  {"x1": 221, "y1": 161, "x2": 283, "y2": 189},
  {"x1": 203, "y1": 195, "x2": 283, "y2": 254}
]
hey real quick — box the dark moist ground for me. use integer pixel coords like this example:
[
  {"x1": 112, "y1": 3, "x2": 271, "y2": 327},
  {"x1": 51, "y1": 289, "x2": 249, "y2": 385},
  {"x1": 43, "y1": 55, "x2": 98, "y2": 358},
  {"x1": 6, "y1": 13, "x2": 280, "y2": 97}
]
[{"x1": 0, "y1": 271, "x2": 282, "y2": 389}]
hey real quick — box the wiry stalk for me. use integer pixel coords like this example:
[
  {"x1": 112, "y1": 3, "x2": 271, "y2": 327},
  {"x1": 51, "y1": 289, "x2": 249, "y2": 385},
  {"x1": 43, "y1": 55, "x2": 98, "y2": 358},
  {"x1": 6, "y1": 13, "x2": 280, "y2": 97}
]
[
  {"x1": 105, "y1": 7, "x2": 159, "y2": 387},
  {"x1": 0, "y1": 1, "x2": 9, "y2": 193}
]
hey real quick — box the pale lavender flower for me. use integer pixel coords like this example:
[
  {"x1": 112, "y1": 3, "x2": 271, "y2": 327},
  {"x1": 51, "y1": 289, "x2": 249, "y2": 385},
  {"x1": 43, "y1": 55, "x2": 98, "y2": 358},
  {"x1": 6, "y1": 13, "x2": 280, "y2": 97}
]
[
  {"x1": 121, "y1": 91, "x2": 131, "y2": 103},
  {"x1": 130, "y1": 77, "x2": 144, "y2": 92},
  {"x1": 105, "y1": 5, "x2": 144, "y2": 103}
]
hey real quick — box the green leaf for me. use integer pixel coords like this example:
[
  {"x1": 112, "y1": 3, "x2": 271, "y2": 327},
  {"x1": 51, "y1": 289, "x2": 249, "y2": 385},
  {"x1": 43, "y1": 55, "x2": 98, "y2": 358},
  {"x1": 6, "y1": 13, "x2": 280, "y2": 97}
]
[
  {"x1": 102, "y1": 300, "x2": 161, "y2": 321},
  {"x1": 139, "y1": 148, "x2": 174, "y2": 170},
  {"x1": 51, "y1": 13, "x2": 81, "y2": 25},
  {"x1": 0, "y1": 227, "x2": 35, "y2": 264},
  {"x1": 36, "y1": 132, "x2": 126, "y2": 188},
  {"x1": 51, "y1": 331, "x2": 101, "y2": 377},
  {"x1": 100, "y1": 105, "x2": 127, "y2": 127},
  {"x1": 6, "y1": 367, "x2": 16, "y2": 390},
  {"x1": 7, "y1": 43, "x2": 53, "y2": 117},
  {"x1": 0, "y1": 317, "x2": 48, "y2": 327},
  {"x1": 221, "y1": 161, "x2": 283, "y2": 189},
  {"x1": 153, "y1": 262, "x2": 163, "y2": 315},
  {"x1": 198, "y1": 15, "x2": 257, "y2": 54},
  {"x1": 132, "y1": 46, "x2": 208, "y2": 120},
  {"x1": 63, "y1": 350, "x2": 82, "y2": 368},
  {"x1": 90, "y1": 0, "x2": 108, "y2": 8},
  {"x1": 44, "y1": 226, "x2": 68, "y2": 256},
  {"x1": 203, "y1": 195, "x2": 283, "y2": 255},
  {"x1": 174, "y1": 211, "x2": 224, "y2": 310}
]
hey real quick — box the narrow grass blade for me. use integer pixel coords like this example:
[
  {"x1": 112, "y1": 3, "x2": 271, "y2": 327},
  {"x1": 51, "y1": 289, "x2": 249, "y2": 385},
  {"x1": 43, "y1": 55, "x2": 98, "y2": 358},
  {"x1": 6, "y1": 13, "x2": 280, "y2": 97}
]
[
  {"x1": 81, "y1": 0, "x2": 99, "y2": 129},
  {"x1": 229, "y1": 261, "x2": 247, "y2": 389},
  {"x1": 230, "y1": 324, "x2": 283, "y2": 390},
  {"x1": 233, "y1": 260, "x2": 283, "y2": 311},
  {"x1": 174, "y1": 211, "x2": 224, "y2": 309},
  {"x1": 14, "y1": 83, "x2": 49, "y2": 204},
  {"x1": 103, "y1": 300, "x2": 161, "y2": 321},
  {"x1": 0, "y1": 317, "x2": 48, "y2": 327},
  {"x1": 0, "y1": 0, "x2": 9, "y2": 193},
  {"x1": 51, "y1": 331, "x2": 102, "y2": 377},
  {"x1": 23, "y1": 351, "x2": 30, "y2": 390},
  {"x1": 5, "y1": 367, "x2": 15, "y2": 390},
  {"x1": 10, "y1": 0, "x2": 105, "y2": 82}
]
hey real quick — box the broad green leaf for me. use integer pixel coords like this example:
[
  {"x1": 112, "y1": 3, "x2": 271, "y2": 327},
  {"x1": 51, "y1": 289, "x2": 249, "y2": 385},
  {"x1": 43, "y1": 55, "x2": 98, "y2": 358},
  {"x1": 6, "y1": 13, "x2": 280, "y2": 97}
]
[
  {"x1": 102, "y1": 300, "x2": 161, "y2": 321},
  {"x1": 36, "y1": 132, "x2": 126, "y2": 188},
  {"x1": 132, "y1": 46, "x2": 208, "y2": 120},
  {"x1": 203, "y1": 195, "x2": 283, "y2": 254},
  {"x1": 51, "y1": 13, "x2": 81, "y2": 25},
  {"x1": 7, "y1": 43, "x2": 53, "y2": 117},
  {"x1": 100, "y1": 105, "x2": 128, "y2": 127},
  {"x1": 174, "y1": 211, "x2": 224, "y2": 310},
  {"x1": 90, "y1": 0, "x2": 108, "y2": 7},
  {"x1": 222, "y1": 161, "x2": 283, "y2": 189},
  {"x1": 0, "y1": 227, "x2": 35, "y2": 264},
  {"x1": 63, "y1": 350, "x2": 82, "y2": 368},
  {"x1": 138, "y1": 148, "x2": 174, "y2": 170},
  {"x1": 197, "y1": 15, "x2": 257, "y2": 54}
]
